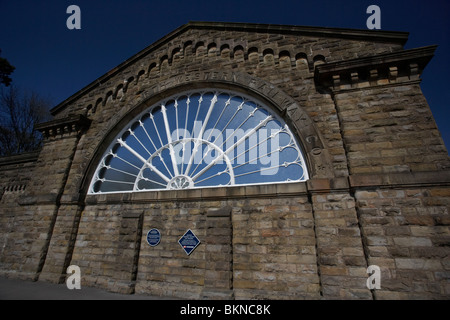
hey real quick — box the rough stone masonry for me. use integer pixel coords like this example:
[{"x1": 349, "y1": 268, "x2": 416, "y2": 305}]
[{"x1": 0, "y1": 22, "x2": 449, "y2": 299}]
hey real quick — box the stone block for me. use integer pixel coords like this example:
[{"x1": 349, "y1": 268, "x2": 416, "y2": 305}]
[
  {"x1": 393, "y1": 237, "x2": 433, "y2": 247},
  {"x1": 395, "y1": 258, "x2": 442, "y2": 270}
]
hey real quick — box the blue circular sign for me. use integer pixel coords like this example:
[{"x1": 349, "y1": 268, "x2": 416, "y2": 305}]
[{"x1": 146, "y1": 229, "x2": 161, "y2": 247}]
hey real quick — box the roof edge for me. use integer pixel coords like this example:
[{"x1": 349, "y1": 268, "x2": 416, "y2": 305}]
[{"x1": 188, "y1": 21, "x2": 409, "y2": 43}]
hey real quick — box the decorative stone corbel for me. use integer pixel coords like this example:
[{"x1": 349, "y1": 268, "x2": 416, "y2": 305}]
[{"x1": 35, "y1": 114, "x2": 91, "y2": 139}]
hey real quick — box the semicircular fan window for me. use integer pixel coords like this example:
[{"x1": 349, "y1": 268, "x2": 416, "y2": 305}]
[{"x1": 88, "y1": 89, "x2": 309, "y2": 194}]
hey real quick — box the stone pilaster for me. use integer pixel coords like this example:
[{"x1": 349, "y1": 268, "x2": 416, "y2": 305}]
[
  {"x1": 27, "y1": 115, "x2": 91, "y2": 282},
  {"x1": 202, "y1": 206, "x2": 233, "y2": 299}
]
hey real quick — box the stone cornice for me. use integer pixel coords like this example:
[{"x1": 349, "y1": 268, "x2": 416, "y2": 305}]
[
  {"x1": 314, "y1": 45, "x2": 437, "y2": 92},
  {"x1": 0, "y1": 150, "x2": 40, "y2": 167},
  {"x1": 349, "y1": 170, "x2": 450, "y2": 189},
  {"x1": 35, "y1": 114, "x2": 91, "y2": 139},
  {"x1": 80, "y1": 170, "x2": 450, "y2": 205}
]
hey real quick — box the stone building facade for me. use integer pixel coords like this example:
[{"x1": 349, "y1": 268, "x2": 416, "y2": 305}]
[{"x1": 0, "y1": 22, "x2": 449, "y2": 299}]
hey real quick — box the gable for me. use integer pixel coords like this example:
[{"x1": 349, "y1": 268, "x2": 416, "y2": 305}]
[{"x1": 49, "y1": 21, "x2": 409, "y2": 118}]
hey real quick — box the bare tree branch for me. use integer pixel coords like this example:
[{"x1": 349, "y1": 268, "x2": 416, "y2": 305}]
[{"x1": 0, "y1": 85, "x2": 52, "y2": 156}]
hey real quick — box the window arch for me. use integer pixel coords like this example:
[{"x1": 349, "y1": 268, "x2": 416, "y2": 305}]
[{"x1": 88, "y1": 89, "x2": 309, "y2": 194}]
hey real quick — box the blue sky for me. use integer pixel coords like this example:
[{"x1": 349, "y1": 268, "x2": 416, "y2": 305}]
[{"x1": 0, "y1": 0, "x2": 449, "y2": 152}]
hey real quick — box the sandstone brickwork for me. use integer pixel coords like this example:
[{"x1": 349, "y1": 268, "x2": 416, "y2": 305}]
[{"x1": 0, "y1": 22, "x2": 449, "y2": 299}]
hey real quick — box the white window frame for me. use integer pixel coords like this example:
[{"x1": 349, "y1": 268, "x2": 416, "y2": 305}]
[{"x1": 88, "y1": 89, "x2": 309, "y2": 194}]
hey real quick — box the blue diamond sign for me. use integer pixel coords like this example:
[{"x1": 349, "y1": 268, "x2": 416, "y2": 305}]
[{"x1": 178, "y1": 229, "x2": 200, "y2": 255}]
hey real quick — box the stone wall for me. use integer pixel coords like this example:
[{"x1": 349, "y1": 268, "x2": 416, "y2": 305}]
[
  {"x1": 0, "y1": 152, "x2": 39, "y2": 279},
  {"x1": 0, "y1": 22, "x2": 449, "y2": 299},
  {"x1": 72, "y1": 186, "x2": 323, "y2": 299},
  {"x1": 353, "y1": 174, "x2": 450, "y2": 299},
  {"x1": 335, "y1": 84, "x2": 449, "y2": 174}
]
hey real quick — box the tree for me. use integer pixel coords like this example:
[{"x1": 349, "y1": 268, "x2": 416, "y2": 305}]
[
  {"x1": 0, "y1": 49, "x2": 15, "y2": 87},
  {"x1": 0, "y1": 85, "x2": 52, "y2": 156}
]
